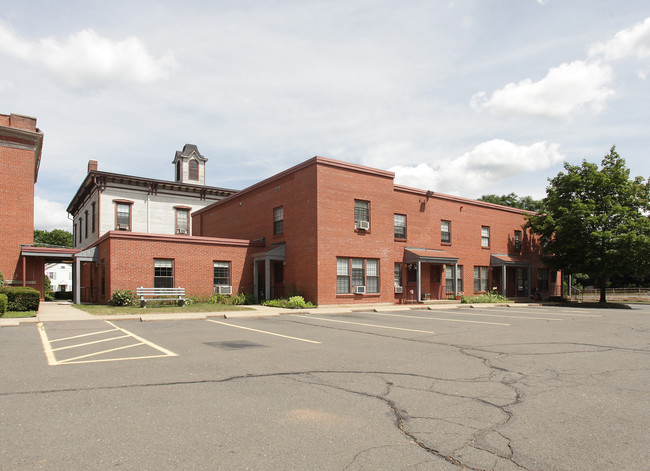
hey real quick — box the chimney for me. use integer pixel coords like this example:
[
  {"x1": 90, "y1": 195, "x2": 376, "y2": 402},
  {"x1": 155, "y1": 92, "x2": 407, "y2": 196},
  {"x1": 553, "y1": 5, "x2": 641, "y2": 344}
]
[{"x1": 88, "y1": 160, "x2": 98, "y2": 173}]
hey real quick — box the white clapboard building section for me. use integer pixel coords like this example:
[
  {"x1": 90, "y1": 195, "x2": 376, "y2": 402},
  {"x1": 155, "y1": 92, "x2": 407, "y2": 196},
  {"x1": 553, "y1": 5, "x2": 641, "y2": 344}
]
[
  {"x1": 44, "y1": 262, "x2": 72, "y2": 292},
  {"x1": 67, "y1": 144, "x2": 236, "y2": 250}
]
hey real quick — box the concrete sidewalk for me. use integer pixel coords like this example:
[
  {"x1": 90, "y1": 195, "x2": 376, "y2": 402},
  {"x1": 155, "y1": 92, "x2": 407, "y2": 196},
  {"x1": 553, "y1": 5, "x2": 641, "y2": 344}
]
[{"x1": 1, "y1": 300, "x2": 538, "y2": 326}]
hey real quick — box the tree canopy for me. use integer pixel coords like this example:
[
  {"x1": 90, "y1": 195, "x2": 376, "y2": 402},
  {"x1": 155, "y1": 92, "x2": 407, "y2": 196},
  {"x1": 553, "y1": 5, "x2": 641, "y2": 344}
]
[
  {"x1": 478, "y1": 193, "x2": 545, "y2": 212},
  {"x1": 526, "y1": 147, "x2": 650, "y2": 303},
  {"x1": 34, "y1": 229, "x2": 73, "y2": 247}
]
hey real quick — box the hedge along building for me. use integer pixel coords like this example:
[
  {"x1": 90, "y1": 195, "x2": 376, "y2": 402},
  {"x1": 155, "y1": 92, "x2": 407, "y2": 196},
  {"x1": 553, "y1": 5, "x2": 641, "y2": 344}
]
[
  {"x1": 192, "y1": 156, "x2": 561, "y2": 305},
  {"x1": 66, "y1": 145, "x2": 244, "y2": 304},
  {"x1": 0, "y1": 113, "x2": 78, "y2": 298}
]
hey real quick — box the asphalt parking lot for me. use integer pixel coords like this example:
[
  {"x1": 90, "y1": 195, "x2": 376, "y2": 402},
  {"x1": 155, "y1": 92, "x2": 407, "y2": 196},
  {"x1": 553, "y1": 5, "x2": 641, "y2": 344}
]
[{"x1": 1, "y1": 304, "x2": 649, "y2": 470}]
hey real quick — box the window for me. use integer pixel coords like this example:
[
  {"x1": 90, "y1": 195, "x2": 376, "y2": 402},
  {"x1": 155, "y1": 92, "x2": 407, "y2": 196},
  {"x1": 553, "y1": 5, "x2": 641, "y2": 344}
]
[
  {"x1": 91, "y1": 202, "x2": 96, "y2": 233},
  {"x1": 273, "y1": 206, "x2": 284, "y2": 235},
  {"x1": 537, "y1": 269, "x2": 549, "y2": 290},
  {"x1": 394, "y1": 263, "x2": 402, "y2": 287},
  {"x1": 78, "y1": 218, "x2": 83, "y2": 242},
  {"x1": 474, "y1": 266, "x2": 489, "y2": 292},
  {"x1": 444, "y1": 266, "x2": 463, "y2": 293},
  {"x1": 354, "y1": 200, "x2": 370, "y2": 229},
  {"x1": 116, "y1": 202, "x2": 131, "y2": 230},
  {"x1": 481, "y1": 226, "x2": 490, "y2": 247},
  {"x1": 176, "y1": 161, "x2": 181, "y2": 181},
  {"x1": 176, "y1": 208, "x2": 189, "y2": 234},
  {"x1": 84, "y1": 210, "x2": 89, "y2": 238},
  {"x1": 336, "y1": 257, "x2": 380, "y2": 294},
  {"x1": 514, "y1": 230, "x2": 522, "y2": 251},
  {"x1": 154, "y1": 259, "x2": 174, "y2": 288},
  {"x1": 441, "y1": 220, "x2": 451, "y2": 243},
  {"x1": 394, "y1": 214, "x2": 406, "y2": 239},
  {"x1": 214, "y1": 261, "x2": 231, "y2": 286},
  {"x1": 47, "y1": 271, "x2": 56, "y2": 280},
  {"x1": 189, "y1": 160, "x2": 199, "y2": 180}
]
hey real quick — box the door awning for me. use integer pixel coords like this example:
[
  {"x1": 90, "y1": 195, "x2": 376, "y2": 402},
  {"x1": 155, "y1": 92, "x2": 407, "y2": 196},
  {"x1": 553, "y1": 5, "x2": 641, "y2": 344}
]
[
  {"x1": 404, "y1": 248, "x2": 458, "y2": 265},
  {"x1": 253, "y1": 243, "x2": 285, "y2": 262},
  {"x1": 490, "y1": 254, "x2": 530, "y2": 267}
]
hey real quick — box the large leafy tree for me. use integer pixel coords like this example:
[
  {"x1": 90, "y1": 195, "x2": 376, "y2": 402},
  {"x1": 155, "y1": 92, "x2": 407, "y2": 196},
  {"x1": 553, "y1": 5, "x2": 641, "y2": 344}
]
[
  {"x1": 479, "y1": 193, "x2": 545, "y2": 212},
  {"x1": 33, "y1": 229, "x2": 73, "y2": 247},
  {"x1": 527, "y1": 147, "x2": 650, "y2": 303}
]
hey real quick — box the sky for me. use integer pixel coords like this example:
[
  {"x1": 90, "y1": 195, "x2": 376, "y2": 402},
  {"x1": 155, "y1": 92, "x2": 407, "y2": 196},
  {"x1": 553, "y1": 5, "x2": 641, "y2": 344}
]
[{"x1": 1, "y1": 0, "x2": 649, "y2": 231}]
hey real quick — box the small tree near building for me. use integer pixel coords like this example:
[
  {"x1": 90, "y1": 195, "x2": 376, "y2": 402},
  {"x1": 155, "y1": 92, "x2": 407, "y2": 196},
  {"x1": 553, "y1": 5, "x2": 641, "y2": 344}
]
[{"x1": 526, "y1": 147, "x2": 650, "y2": 303}]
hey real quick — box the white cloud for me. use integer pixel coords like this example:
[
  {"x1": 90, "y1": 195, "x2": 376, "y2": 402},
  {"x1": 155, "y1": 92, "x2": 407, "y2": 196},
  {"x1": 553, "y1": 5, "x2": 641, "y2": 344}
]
[
  {"x1": 391, "y1": 139, "x2": 564, "y2": 195},
  {"x1": 588, "y1": 17, "x2": 650, "y2": 61},
  {"x1": 0, "y1": 24, "x2": 177, "y2": 89},
  {"x1": 34, "y1": 195, "x2": 72, "y2": 231},
  {"x1": 471, "y1": 60, "x2": 614, "y2": 119}
]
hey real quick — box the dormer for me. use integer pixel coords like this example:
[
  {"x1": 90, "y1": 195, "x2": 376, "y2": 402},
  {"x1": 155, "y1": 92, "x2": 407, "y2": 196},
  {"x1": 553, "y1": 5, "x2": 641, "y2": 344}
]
[{"x1": 172, "y1": 144, "x2": 208, "y2": 185}]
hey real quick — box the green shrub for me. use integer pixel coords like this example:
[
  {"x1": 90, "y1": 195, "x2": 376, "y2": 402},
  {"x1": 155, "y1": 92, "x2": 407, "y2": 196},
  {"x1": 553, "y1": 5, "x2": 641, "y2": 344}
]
[
  {"x1": 0, "y1": 294, "x2": 7, "y2": 314},
  {"x1": 0, "y1": 272, "x2": 5, "y2": 287},
  {"x1": 461, "y1": 289, "x2": 508, "y2": 304},
  {"x1": 0, "y1": 287, "x2": 41, "y2": 311},
  {"x1": 44, "y1": 292, "x2": 55, "y2": 301},
  {"x1": 262, "y1": 296, "x2": 316, "y2": 309},
  {"x1": 109, "y1": 289, "x2": 138, "y2": 307},
  {"x1": 209, "y1": 292, "x2": 255, "y2": 305}
]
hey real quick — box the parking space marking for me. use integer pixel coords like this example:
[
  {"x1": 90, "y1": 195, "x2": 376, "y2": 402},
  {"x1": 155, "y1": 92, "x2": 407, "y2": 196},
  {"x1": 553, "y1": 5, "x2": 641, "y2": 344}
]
[
  {"x1": 369, "y1": 311, "x2": 510, "y2": 326},
  {"x1": 436, "y1": 310, "x2": 563, "y2": 321},
  {"x1": 299, "y1": 315, "x2": 436, "y2": 334},
  {"x1": 37, "y1": 321, "x2": 177, "y2": 366},
  {"x1": 206, "y1": 319, "x2": 321, "y2": 344}
]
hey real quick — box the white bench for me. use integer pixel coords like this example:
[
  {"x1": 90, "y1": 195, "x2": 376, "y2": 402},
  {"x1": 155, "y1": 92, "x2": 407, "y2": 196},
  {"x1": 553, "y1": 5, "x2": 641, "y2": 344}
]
[{"x1": 136, "y1": 287, "x2": 186, "y2": 308}]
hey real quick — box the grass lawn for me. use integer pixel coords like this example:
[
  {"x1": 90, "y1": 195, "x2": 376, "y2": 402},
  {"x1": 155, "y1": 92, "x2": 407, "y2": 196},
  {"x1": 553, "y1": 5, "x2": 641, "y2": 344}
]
[
  {"x1": 1, "y1": 311, "x2": 38, "y2": 318},
  {"x1": 72, "y1": 302, "x2": 254, "y2": 316}
]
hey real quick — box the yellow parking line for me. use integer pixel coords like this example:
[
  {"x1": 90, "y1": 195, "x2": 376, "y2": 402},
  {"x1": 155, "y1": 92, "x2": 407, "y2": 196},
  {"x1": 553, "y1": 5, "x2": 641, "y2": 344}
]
[
  {"x1": 303, "y1": 316, "x2": 436, "y2": 334},
  {"x1": 206, "y1": 319, "x2": 321, "y2": 344},
  {"x1": 37, "y1": 322, "x2": 59, "y2": 366},
  {"x1": 49, "y1": 328, "x2": 119, "y2": 343},
  {"x1": 105, "y1": 321, "x2": 178, "y2": 356},
  {"x1": 51, "y1": 334, "x2": 131, "y2": 352},
  {"x1": 448, "y1": 311, "x2": 563, "y2": 321},
  {"x1": 58, "y1": 342, "x2": 144, "y2": 364},
  {"x1": 370, "y1": 311, "x2": 510, "y2": 326}
]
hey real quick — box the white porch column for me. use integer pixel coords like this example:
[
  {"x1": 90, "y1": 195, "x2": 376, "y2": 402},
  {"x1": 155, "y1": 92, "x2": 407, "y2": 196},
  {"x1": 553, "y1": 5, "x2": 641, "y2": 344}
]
[
  {"x1": 417, "y1": 261, "x2": 422, "y2": 302},
  {"x1": 253, "y1": 261, "x2": 259, "y2": 303},
  {"x1": 501, "y1": 265, "x2": 507, "y2": 297},
  {"x1": 453, "y1": 263, "x2": 458, "y2": 297},
  {"x1": 74, "y1": 257, "x2": 81, "y2": 304}
]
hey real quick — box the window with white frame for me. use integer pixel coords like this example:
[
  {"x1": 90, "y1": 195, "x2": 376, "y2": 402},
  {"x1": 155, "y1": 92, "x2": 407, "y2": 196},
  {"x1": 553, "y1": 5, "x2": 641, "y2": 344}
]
[
  {"x1": 116, "y1": 203, "x2": 131, "y2": 230},
  {"x1": 354, "y1": 200, "x2": 370, "y2": 229},
  {"x1": 456, "y1": 265, "x2": 463, "y2": 292},
  {"x1": 273, "y1": 206, "x2": 284, "y2": 235},
  {"x1": 214, "y1": 261, "x2": 231, "y2": 287},
  {"x1": 394, "y1": 263, "x2": 402, "y2": 287},
  {"x1": 47, "y1": 271, "x2": 56, "y2": 280},
  {"x1": 441, "y1": 220, "x2": 451, "y2": 243},
  {"x1": 154, "y1": 259, "x2": 174, "y2": 288},
  {"x1": 481, "y1": 226, "x2": 490, "y2": 247},
  {"x1": 474, "y1": 266, "x2": 489, "y2": 292},
  {"x1": 394, "y1": 214, "x2": 406, "y2": 239},
  {"x1": 337, "y1": 257, "x2": 380, "y2": 294},
  {"x1": 445, "y1": 266, "x2": 454, "y2": 293},
  {"x1": 176, "y1": 208, "x2": 189, "y2": 234}
]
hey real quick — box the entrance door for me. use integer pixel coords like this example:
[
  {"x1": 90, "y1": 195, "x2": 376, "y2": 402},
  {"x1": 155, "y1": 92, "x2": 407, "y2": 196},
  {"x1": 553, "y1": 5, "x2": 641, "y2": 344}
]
[{"x1": 272, "y1": 262, "x2": 284, "y2": 299}]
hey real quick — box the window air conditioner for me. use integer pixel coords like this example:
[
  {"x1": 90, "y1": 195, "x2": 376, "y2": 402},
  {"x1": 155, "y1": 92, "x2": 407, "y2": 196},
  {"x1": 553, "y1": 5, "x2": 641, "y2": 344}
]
[
  {"x1": 394, "y1": 286, "x2": 403, "y2": 294},
  {"x1": 357, "y1": 221, "x2": 370, "y2": 231},
  {"x1": 117, "y1": 224, "x2": 129, "y2": 230},
  {"x1": 177, "y1": 229, "x2": 188, "y2": 234},
  {"x1": 214, "y1": 285, "x2": 232, "y2": 295},
  {"x1": 354, "y1": 285, "x2": 366, "y2": 294}
]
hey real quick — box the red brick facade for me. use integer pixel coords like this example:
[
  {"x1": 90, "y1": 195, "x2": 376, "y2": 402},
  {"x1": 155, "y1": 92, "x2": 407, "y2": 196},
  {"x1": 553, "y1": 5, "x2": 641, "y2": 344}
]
[
  {"x1": 0, "y1": 114, "x2": 44, "y2": 294},
  {"x1": 193, "y1": 157, "x2": 561, "y2": 305}
]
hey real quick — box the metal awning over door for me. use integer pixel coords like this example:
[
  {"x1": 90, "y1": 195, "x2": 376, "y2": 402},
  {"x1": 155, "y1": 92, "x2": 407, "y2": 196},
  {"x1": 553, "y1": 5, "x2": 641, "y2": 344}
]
[{"x1": 403, "y1": 248, "x2": 459, "y2": 301}]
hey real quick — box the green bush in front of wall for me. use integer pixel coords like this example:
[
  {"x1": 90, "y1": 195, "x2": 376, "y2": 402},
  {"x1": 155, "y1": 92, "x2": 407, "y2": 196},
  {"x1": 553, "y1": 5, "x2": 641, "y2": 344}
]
[
  {"x1": 0, "y1": 287, "x2": 41, "y2": 312},
  {"x1": 0, "y1": 294, "x2": 7, "y2": 314},
  {"x1": 109, "y1": 289, "x2": 138, "y2": 307}
]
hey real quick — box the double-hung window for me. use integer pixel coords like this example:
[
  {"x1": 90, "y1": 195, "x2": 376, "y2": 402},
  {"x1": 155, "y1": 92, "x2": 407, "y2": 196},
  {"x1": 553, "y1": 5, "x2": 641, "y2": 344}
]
[
  {"x1": 214, "y1": 261, "x2": 231, "y2": 287},
  {"x1": 394, "y1": 263, "x2": 402, "y2": 287},
  {"x1": 474, "y1": 266, "x2": 489, "y2": 292},
  {"x1": 444, "y1": 265, "x2": 463, "y2": 294},
  {"x1": 337, "y1": 257, "x2": 380, "y2": 294},
  {"x1": 514, "y1": 230, "x2": 522, "y2": 251},
  {"x1": 84, "y1": 211, "x2": 89, "y2": 238},
  {"x1": 273, "y1": 206, "x2": 284, "y2": 235},
  {"x1": 441, "y1": 220, "x2": 451, "y2": 243},
  {"x1": 537, "y1": 269, "x2": 549, "y2": 291},
  {"x1": 189, "y1": 160, "x2": 199, "y2": 180},
  {"x1": 354, "y1": 200, "x2": 370, "y2": 229},
  {"x1": 154, "y1": 259, "x2": 174, "y2": 288},
  {"x1": 91, "y1": 202, "x2": 96, "y2": 233},
  {"x1": 176, "y1": 208, "x2": 189, "y2": 234},
  {"x1": 481, "y1": 226, "x2": 490, "y2": 247},
  {"x1": 394, "y1": 214, "x2": 406, "y2": 239},
  {"x1": 116, "y1": 202, "x2": 131, "y2": 230}
]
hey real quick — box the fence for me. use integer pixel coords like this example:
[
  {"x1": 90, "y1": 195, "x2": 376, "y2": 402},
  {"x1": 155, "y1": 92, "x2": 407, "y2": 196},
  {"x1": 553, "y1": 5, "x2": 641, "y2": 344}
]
[{"x1": 571, "y1": 287, "x2": 650, "y2": 302}]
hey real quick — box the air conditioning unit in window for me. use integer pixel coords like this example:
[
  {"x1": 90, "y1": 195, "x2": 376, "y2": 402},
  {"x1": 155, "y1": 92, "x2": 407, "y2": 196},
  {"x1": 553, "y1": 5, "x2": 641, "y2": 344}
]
[
  {"x1": 117, "y1": 224, "x2": 129, "y2": 230},
  {"x1": 177, "y1": 229, "x2": 188, "y2": 234},
  {"x1": 354, "y1": 285, "x2": 366, "y2": 294},
  {"x1": 394, "y1": 286, "x2": 403, "y2": 294},
  {"x1": 214, "y1": 285, "x2": 232, "y2": 295},
  {"x1": 357, "y1": 221, "x2": 370, "y2": 231}
]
